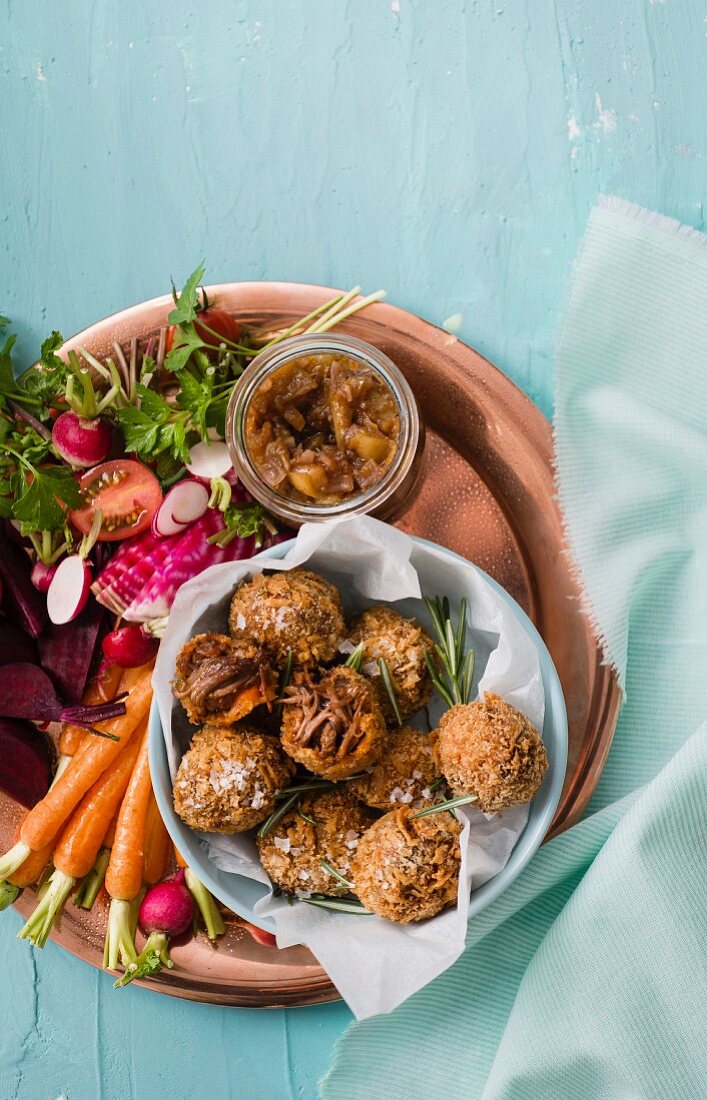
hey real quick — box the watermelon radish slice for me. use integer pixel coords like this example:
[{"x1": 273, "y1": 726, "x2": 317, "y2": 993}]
[
  {"x1": 152, "y1": 479, "x2": 209, "y2": 537},
  {"x1": 46, "y1": 556, "x2": 93, "y2": 625}
]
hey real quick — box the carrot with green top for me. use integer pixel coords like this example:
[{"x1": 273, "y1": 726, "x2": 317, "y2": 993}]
[
  {"x1": 103, "y1": 723, "x2": 154, "y2": 974},
  {"x1": 0, "y1": 669, "x2": 152, "y2": 882},
  {"x1": 143, "y1": 793, "x2": 171, "y2": 886},
  {"x1": 17, "y1": 724, "x2": 144, "y2": 948}
]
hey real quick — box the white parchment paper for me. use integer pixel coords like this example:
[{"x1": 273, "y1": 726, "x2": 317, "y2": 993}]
[{"x1": 154, "y1": 515, "x2": 544, "y2": 1019}]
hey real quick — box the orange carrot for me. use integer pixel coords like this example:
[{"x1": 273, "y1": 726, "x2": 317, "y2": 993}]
[
  {"x1": 53, "y1": 722, "x2": 145, "y2": 880},
  {"x1": 19, "y1": 671, "x2": 153, "y2": 854},
  {"x1": 174, "y1": 845, "x2": 187, "y2": 869},
  {"x1": 8, "y1": 839, "x2": 53, "y2": 888},
  {"x1": 58, "y1": 661, "x2": 124, "y2": 756},
  {"x1": 103, "y1": 807, "x2": 120, "y2": 850},
  {"x1": 105, "y1": 723, "x2": 152, "y2": 902},
  {"x1": 143, "y1": 792, "x2": 172, "y2": 886}
]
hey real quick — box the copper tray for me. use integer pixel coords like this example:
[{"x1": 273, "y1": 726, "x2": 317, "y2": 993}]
[{"x1": 2, "y1": 283, "x2": 621, "y2": 1007}]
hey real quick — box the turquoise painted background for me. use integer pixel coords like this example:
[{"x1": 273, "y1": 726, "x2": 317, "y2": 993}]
[{"x1": 0, "y1": 1, "x2": 704, "y2": 1097}]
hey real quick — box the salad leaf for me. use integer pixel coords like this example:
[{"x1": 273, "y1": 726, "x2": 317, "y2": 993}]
[{"x1": 168, "y1": 262, "x2": 206, "y2": 326}]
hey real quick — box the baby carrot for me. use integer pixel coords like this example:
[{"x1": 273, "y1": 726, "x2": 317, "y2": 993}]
[
  {"x1": 105, "y1": 724, "x2": 152, "y2": 902},
  {"x1": 9, "y1": 841, "x2": 54, "y2": 888},
  {"x1": 143, "y1": 792, "x2": 171, "y2": 886},
  {"x1": 74, "y1": 807, "x2": 121, "y2": 911},
  {"x1": 58, "y1": 662, "x2": 123, "y2": 756},
  {"x1": 104, "y1": 724, "x2": 153, "y2": 973},
  {"x1": 21, "y1": 671, "x2": 153, "y2": 854},
  {"x1": 17, "y1": 725, "x2": 145, "y2": 948}
]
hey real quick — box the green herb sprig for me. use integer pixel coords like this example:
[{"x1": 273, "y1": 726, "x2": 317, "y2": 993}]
[{"x1": 424, "y1": 596, "x2": 476, "y2": 707}]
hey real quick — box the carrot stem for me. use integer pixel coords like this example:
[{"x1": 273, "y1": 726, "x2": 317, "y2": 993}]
[
  {"x1": 103, "y1": 897, "x2": 139, "y2": 972},
  {"x1": 0, "y1": 882, "x2": 20, "y2": 911},
  {"x1": 0, "y1": 841, "x2": 31, "y2": 882},
  {"x1": 17, "y1": 869, "x2": 75, "y2": 948},
  {"x1": 74, "y1": 847, "x2": 110, "y2": 910}
]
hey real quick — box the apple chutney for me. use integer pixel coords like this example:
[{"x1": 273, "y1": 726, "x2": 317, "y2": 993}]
[
  {"x1": 226, "y1": 333, "x2": 425, "y2": 525},
  {"x1": 243, "y1": 352, "x2": 400, "y2": 504}
]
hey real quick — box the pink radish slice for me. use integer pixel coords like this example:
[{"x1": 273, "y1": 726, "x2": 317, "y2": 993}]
[
  {"x1": 46, "y1": 556, "x2": 93, "y2": 625},
  {"x1": 185, "y1": 441, "x2": 232, "y2": 481},
  {"x1": 152, "y1": 479, "x2": 209, "y2": 537}
]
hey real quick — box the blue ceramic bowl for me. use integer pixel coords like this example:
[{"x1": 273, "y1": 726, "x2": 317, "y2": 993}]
[{"x1": 149, "y1": 536, "x2": 568, "y2": 930}]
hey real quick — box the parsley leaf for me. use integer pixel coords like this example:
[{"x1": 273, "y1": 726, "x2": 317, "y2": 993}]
[
  {"x1": 11, "y1": 465, "x2": 83, "y2": 531},
  {"x1": 223, "y1": 501, "x2": 268, "y2": 540},
  {"x1": 168, "y1": 262, "x2": 206, "y2": 326},
  {"x1": 114, "y1": 384, "x2": 191, "y2": 467},
  {"x1": 163, "y1": 326, "x2": 205, "y2": 374}
]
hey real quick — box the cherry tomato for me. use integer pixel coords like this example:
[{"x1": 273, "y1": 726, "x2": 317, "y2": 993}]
[
  {"x1": 69, "y1": 459, "x2": 162, "y2": 542},
  {"x1": 165, "y1": 307, "x2": 242, "y2": 354}
]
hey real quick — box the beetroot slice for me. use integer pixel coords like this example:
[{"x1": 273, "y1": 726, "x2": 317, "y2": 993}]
[
  {"x1": 0, "y1": 532, "x2": 48, "y2": 638},
  {"x1": 0, "y1": 621, "x2": 39, "y2": 667},
  {"x1": 38, "y1": 599, "x2": 106, "y2": 704},
  {"x1": 0, "y1": 718, "x2": 55, "y2": 808},
  {"x1": 0, "y1": 663, "x2": 127, "y2": 737}
]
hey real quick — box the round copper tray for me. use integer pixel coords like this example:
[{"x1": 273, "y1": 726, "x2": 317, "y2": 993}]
[{"x1": 2, "y1": 283, "x2": 620, "y2": 1007}]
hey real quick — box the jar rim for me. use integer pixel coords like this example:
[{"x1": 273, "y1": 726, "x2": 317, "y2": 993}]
[{"x1": 225, "y1": 333, "x2": 421, "y2": 525}]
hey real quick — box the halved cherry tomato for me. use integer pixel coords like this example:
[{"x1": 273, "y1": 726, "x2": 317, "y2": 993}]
[
  {"x1": 69, "y1": 459, "x2": 162, "y2": 542},
  {"x1": 165, "y1": 307, "x2": 242, "y2": 354}
]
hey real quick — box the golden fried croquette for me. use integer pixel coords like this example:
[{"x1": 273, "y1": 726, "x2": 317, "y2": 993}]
[
  {"x1": 281, "y1": 664, "x2": 388, "y2": 780},
  {"x1": 435, "y1": 693, "x2": 547, "y2": 812},
  {"x1": 173, "y1": 724, "x2": 294, "y2": 834},
  {"x1": 351, "y1": 806, "x2": 461, "y2": 923},
  {"x1": 347, "y1": 605, "x2": 435, "y2": 721},
  {"x1": 349, "y1": 725, "x2": 442, "y2": 810},
  {"x1": 229, "y1": 569, "x2": 345, "y2": 667},
  {"x1": 172, "y1": 632, "x2": 276, "y2": 727},
  {"x1": 257, "y1": 788, "x2": 376, "y2": 897}
]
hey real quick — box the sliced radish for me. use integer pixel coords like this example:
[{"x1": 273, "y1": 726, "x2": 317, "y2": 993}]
[
  {"x1": 186, "y1": 440, "x2": 233, "y2": 481},
  {"x1": 46, "y1": 556, "x2": 93, "y2": 625},
  {"x1": 152, "y1": 479, "x2": 210, "y2": 537},
  {"x1": 31, "y1": 560, "x2": 58, "y2": 593}
]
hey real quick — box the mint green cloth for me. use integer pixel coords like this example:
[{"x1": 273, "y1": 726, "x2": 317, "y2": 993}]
[{"x1": 321, "y1": 198, "x2": 707, "y2": 1099}]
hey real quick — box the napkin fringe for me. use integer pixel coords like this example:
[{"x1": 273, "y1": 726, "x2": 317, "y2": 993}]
[{"x1": 597, "y1": 194, "x2": 707, "y2": 253}]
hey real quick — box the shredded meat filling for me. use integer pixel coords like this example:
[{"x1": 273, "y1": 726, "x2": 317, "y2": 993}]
[
  {"x1": 283, "y1": 674, "x2": 368, "y2": 761},
  {"x1": 175, "y1": 656, "x2": 261, "y2": 712}
]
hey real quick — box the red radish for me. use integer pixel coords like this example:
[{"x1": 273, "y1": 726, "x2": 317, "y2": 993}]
[
  {"x1": 185, "y1": 440, "x2": 232, "y2": 481},
  {"x1": 0, "y1": 662, "x2": 127, "y2": 735},
  {"x1": 241, "y1": 920, "x2": 277, "y2": 948},
  {"x1": 46, "y1": 555, "x2": 92, "y2": 624},
  {"x1": 102, "y1": 625, "x2": 159, "y2": 668},
  {"x1": 116, "y1": 870, "x2": 194, "y2": 986},
  {"x1": 52, "y1": 411, "x2": 112, "y2": 468},
  {"x1": 0, "y1": 531, "x2": 49, "y2": 638},
  {"x1": 31, "y1": 560, "x2": 57, "y2": 593},
  {"x1": 151, "y1": 479, "x2": 209, "y2": 537},
  {"x1": 0, "y1": 718, "x2": 55, "y2": 808}
]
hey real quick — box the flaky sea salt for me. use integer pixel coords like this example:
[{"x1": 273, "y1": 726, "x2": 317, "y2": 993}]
[
  {"x1": 273, "y1": 836, "x2": 291, "y2": 853},
  {"x1": 344, "y1": 830, "x2": 359, "y2": 850},
  {"x1": 236, "y1": 612, "x2": 246, "y2": 630},
  {"x1": 298, "y1": 869, "x2": 310, "y2": 882}
]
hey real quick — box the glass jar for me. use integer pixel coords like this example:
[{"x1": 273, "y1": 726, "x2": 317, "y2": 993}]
[{"x1": 225, "y1": 333, "x2": 425, "y2": 527}]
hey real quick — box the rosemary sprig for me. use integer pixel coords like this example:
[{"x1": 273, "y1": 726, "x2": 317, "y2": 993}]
[
  {"x1": 301, "y1": 895, "x2": 373, "y2": 915},
  {"x1": 297, "y1": 808, "x2": 316, "y2": 825},
  {"x1": 378, "y1": 658, "x2": 403, "y2": 726},
  {"x1": 344, "y1": 642, "x2": 365, "y2": 671},
  {"x1": 319, "y1": 860, "x2": 354, "y2": 891},
  {"x1": 412, "y1": 794, "x2": 478, "y2": 819},
  {"x1": 424, "y1": 595, "x2": 476, "y2": 707},
  {"x1": 273, "y1": 773, "x2": 365, "y2": 800},
  {"x1": 257, "y1": 791, "x2": 300, "y2": 838}
]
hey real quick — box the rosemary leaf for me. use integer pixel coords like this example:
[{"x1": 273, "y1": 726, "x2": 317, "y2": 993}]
[
  {"x1": 412, "y1": 794, "x2": 479, "y2": 819},
  {"x1": 319, "y1": 860, "x2": 354, "y2": 890},
  {"x1": 344, "y1": 642, "x2": 365, "y2": 671},
  {"x1": 301, "y1": 896, "x2": 373, "y2": 915},
  {"x1": 257, "y1": 791, "x2": 300, "y2": 838},
  {"x1": 297, "y1": 808, "x2": 316, "y2": 825},
  {"x1": 275, "y1": 648, "x2": 294, "y2": 721},
  {"x1": 378, "y1": 658, "x2": 403, "y2": 726}
]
